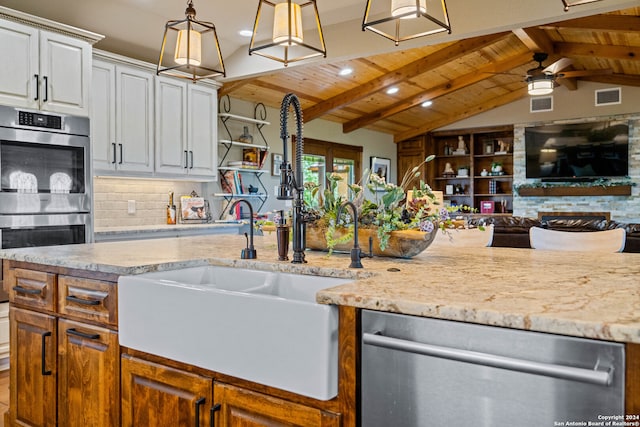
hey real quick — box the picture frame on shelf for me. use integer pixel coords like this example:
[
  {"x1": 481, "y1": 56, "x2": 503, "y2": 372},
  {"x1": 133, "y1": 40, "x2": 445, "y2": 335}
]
[
  {"x1": 370, "y1": 156, "x2": 391, "y2": 183},
  {"x1": 483, "y1": 140, "x2": 494, "y2": 155},
  {"x1": 271, "y1": 153, "x2": 283, "y2": 176}
]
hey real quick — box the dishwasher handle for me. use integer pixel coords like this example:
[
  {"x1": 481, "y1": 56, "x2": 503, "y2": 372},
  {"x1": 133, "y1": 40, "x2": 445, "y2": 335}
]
[{"x1": 363, "y1": 332, "x2": 613, "y2": 386}]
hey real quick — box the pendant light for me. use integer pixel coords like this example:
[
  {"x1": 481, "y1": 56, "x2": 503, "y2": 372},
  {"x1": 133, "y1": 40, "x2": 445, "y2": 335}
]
[
  {"x1": 157, "y1": 0, "x2": 226, "y2": 81},
  {"x1": 362, "y1": 0, "x2": 451, "y2": 46},
  {"x1": 527, "y1": 75, "x2": 554, "y2": 96},
  {"x1": 249, "y1": 0, "x2": 327, "y2": 66}
]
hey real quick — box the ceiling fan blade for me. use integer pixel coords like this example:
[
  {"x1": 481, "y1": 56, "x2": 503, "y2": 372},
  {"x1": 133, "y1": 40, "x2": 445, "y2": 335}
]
[
  {"x1": 557, "y1": 69, "x2": 613, "y2": 78},
  {"x1": 543, "y1": 57, "x2": 573, "y2": 75}
]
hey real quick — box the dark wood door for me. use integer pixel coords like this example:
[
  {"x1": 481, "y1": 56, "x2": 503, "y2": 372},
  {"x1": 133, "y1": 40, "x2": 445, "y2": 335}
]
[
  {"x1": 213, "y1": 382, "x2": 340, "y2": 427},
  {"x1": 10, "y1": 306, "x2": 57, "y2": 427},
  {"x1": 58, "y1": 318, "x2": 120, "y2": 427},
  {"x1": 121, "y1": 355, "x2": 213, "y2": 427}
]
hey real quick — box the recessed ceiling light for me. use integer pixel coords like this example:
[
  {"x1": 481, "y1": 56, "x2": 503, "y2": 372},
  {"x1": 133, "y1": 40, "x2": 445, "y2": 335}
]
[
  {"x1": 386, "y1": 87, "x2": 399, "y2": 95},
  {"x1": 238, "y1": 30, "x2": 253, "y2": 37},
  {"x1": 421, "y1": 100, "x2": 433, "y2": 107},
  {"x1": 338, "y1": 67, "x2": 353, "y2": 76}
]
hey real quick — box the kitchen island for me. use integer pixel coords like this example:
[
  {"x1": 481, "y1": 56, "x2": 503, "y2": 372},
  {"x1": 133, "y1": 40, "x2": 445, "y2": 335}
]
[{"x1": 1, "y1": 233, "x2": 639, "y2": 425}]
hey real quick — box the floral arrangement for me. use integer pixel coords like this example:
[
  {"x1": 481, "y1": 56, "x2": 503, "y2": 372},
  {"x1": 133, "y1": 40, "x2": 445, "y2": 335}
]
[{"x1": 305, "y1": 155, "x2": 456, "y2": 252}]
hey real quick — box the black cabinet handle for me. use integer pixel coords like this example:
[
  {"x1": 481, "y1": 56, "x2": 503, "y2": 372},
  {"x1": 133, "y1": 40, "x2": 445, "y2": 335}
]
[
  {"x1": 34, "y1": 74, "x2": 39, "y2": 100},
  {"x1": 41, "y1": 331, "x2": 52, "y2": 376},
  {"x1": 43, "y1": 76, "x2": 48, "y2": 102},
  {"x1": 112, "y1": 143, "x2": 117, "y2": 164},
  {"x1": 184, "y1": 150, "x2": 189, "y2": 169},
  {"x1": 210, "y1": 403, "x2": 221, "y2": 427},
  {"x1": 194, "y1": 397, "x2": 205, "y2": 427},
  {"x1": 118, "y1": 143, "x2": 123, "y2": 164},
  {"x1": 66, "y1": 295, "x2": 101, "y2": 306},
  {"x1": 66, "y1": 328, "x2": 100, "y2": 340},
  {"x1": 190, "y1": 151, "x2": 194, "y2": 169},
  {"x1": 12, "y1": 285, "x2": 42, "y2": 295}
]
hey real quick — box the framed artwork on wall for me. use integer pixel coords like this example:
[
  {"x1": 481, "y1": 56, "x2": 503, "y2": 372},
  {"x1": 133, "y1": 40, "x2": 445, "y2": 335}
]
[
  {"x1": 271, "y1": 153, "x2": 283, "y2": 176},
  {"x1": 370, "y1": 156, "x2": 390, "y2": 183}
]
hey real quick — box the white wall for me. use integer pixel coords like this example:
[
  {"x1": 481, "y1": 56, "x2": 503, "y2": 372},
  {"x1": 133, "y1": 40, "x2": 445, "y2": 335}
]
[{"x1": 437, "y1": 81, "x2": 640, "y2": 131}]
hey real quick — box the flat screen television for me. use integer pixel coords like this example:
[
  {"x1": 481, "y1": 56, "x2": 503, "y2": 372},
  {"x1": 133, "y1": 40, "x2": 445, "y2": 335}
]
[{"x1": 525, "y1": 120, "x2": 629, "y2": 181}]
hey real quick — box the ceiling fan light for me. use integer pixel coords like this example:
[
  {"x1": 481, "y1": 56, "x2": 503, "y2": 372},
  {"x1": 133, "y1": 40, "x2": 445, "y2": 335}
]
[
  {"x1": 273, "y1": 2, "x2": 303, "y2": 45},
  {"x1": 527, "y1": 76, "x2": 554, "y2": 96},
  {"x1": 391, "y1": 0, "x2": 427, "y2": 19},
  {"x1": 174, "y1": 29, "x2": 202, "y2": 65}
]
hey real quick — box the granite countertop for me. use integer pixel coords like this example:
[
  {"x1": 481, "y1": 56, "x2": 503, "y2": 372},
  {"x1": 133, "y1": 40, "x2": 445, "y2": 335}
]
[
  {"x1": 94, "y1": 222, "x2": 242, "y2": 237},
  {"x1": 1, "y1": 234, "x2": 639, "y2": 344}
]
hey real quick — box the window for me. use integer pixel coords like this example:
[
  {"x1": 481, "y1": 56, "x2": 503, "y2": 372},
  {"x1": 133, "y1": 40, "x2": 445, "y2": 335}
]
[{"x1": 293, "y1": 138, "x2": 362, "y2": 206}]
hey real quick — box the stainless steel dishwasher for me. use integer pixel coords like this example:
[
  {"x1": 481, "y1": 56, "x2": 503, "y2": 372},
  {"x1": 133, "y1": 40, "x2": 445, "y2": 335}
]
[{"x1": 361, "y1": 310, "x2": 624, "y2": 427}]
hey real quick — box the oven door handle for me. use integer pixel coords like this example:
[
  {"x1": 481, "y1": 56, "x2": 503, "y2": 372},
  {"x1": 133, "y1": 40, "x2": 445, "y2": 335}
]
[{"x1": 362, "y1": 332, "x2": 613, "y2": 386}]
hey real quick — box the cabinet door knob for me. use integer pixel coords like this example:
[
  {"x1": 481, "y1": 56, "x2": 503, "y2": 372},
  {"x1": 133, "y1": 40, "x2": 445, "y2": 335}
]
[
  {"x1": 112, "y1": 143, "x2": 117, "y2": 164},
  {"x1": 184, "y1": 150, "x2": 189, "y2": 169}
]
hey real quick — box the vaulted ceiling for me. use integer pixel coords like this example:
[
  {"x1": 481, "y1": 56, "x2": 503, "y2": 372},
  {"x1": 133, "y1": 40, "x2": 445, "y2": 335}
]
[{"x1": 221, "y1": 7, "x2": 640, "y2": 143}]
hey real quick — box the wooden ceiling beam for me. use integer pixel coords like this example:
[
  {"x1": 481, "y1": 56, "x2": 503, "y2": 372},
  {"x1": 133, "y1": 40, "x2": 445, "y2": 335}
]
[
  {"x1": 343, "y1": 52, "x2": 533, "y2": 133},
  {"x1": 541, "y1": 15, "x2": 640, "y2": 32},
  {"x1": 218, "y1": 79, "x2": 255, "y2": 98},
  {"x1": 556, "y1": 42, "x2": 640, "y2": 61},
  {"x1": 302, "y1": 32, "x2": 510, "y2": 122},
  {"x1": 512, "y1": 27, "x2": 554, "y2": 54},
  {"x1": 393, "y1": 87, "x2": 529, "y2": 143}
]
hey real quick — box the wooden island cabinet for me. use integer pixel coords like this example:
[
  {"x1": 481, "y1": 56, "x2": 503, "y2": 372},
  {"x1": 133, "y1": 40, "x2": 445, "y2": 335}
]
[
  {"x1": 6, "y1": 262, "x2": 120, "y2": 427},
  {"x1": 4, "y1": 259, "x2": 357, "y2": 427}
]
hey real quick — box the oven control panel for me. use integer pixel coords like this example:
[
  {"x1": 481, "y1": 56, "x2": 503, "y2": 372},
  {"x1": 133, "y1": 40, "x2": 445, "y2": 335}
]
[{"x1": 18, "y1": 111, "x2": 62, "y2": 130}]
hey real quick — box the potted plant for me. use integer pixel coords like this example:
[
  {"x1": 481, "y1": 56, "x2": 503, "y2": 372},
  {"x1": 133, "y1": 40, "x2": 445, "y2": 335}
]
[{"x1": 305, "y1": 156, "x2": 456, "y2": 258}]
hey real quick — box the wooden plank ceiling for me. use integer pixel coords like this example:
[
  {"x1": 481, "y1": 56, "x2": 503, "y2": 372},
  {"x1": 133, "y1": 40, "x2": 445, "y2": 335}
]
[{"x1": 220, "y1": 7, "x2": 640, "y2": 143}]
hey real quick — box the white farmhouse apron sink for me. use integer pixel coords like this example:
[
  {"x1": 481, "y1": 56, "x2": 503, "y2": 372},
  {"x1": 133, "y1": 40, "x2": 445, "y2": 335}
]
[{"x1": 118, "y1": 265, "x2": 350, "y2": 400}]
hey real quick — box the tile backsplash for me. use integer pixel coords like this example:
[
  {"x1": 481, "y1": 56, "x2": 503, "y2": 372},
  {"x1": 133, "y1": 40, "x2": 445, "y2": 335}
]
[{"x1": 93, "y1": 177, "x2": 205, "y2": 228}]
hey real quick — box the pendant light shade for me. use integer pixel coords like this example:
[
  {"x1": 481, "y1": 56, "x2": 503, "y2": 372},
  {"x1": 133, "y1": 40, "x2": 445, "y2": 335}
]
[
  {"x1": 391, "y1": 0, "x2": 427, "y2": 19},
  {"x1": 250, "y1": 0, "x2": 327, "y2": 67},
  {"x1": 174, "y1": 29, "x2": 202, "y2": 65},
  {"x1": 157, "y1": 0, "x2": 225, "y2": 81},
  {"x1": 527, "y1": 75, "x2": 554, "y2": 96},
  {"x1": 273, "y1": 2, "x2": 303, "y2": 45},
  {"x1": 363, "y1": 0, "x2": 451, "y2": 46}
]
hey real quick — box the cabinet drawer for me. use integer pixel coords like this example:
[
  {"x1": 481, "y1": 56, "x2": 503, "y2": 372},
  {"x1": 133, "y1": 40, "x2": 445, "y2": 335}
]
[
  {"x1": 58, "y1": 276, "x2": 117, "y2": 326},
  {"x1": 8, "y1": 268, "x2": 56, "y2": 312}
]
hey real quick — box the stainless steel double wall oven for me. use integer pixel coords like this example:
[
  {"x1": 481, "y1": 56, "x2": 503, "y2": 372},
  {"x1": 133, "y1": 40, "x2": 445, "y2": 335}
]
[{"x1": 0, "y1": 104, "x2": 92, "y2": 257}]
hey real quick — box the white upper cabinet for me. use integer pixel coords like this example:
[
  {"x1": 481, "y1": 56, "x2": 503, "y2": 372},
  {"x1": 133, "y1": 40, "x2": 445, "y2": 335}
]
[
  {"x1": 0, "y1": 18, "x2": 92, "y2": 116},
  {"x1": 91, "y1": 59, "x2": 154, "y2": 174},
  {"x1": 155, "y1": 76, "x2": 218, "y2": 179}
]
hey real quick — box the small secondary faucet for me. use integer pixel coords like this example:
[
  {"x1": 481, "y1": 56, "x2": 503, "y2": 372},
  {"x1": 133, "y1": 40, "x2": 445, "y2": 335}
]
[
  {"x1": 337, "y1": 201, "x2": 373, "y2": 269},
  {"x1": 229, "y1": 199, "x2": 256, "y2": 259},
  {"x1": 277, "y1": 93, "x2": 309, "y2": 264}
]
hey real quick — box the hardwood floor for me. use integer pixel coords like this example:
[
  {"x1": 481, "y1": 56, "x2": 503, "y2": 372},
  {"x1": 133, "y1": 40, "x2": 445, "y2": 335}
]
[{"x1": 0, "y1": 369, "x2": 8, "y2": 427}]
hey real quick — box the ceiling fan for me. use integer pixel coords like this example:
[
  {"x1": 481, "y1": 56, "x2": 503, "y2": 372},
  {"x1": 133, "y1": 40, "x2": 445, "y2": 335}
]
[{"x1": 525, "y1": 52, "x2": 612, "y2": 95}]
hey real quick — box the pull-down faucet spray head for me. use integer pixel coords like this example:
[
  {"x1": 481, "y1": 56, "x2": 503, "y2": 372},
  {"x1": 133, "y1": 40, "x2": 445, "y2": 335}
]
[{"x1": 278, "y1": 93, "x2": 307, "y2": 263}]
